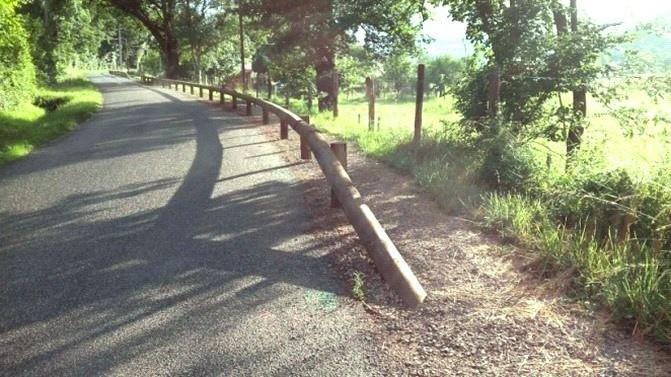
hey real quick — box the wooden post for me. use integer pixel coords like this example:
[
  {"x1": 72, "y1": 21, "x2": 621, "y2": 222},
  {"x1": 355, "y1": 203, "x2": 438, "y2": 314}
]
[
  {"x1": 366, "y1": 77, "x2": 375, "y2": 131},
  {"x1": 209, "y1": 88, "x2": 213, "y2": 101},
  {"x1": 280, "y1": 118, "x2": 288, "y2": 139},
  {"x1": 487, "y1": 66, "x2": 500, "y2": 117},
  {"x1": 246, "y1": 100, "x2": 252, "y2": 115},
  {"x1": 232, "y1": 95, "x2": 237, "y2": 109},
  {"x1": 220, "y1": 91, "x2": 224, "y2": 105},
  {"x1": 199, "y1": 87, "x2": 203, "y2": 98},
  {"x1": 330, "y1": 142, "x2": 347, "y2": 208},
  {"x1": 333, "y1": 71, "x2": 339, "y2": 118},
  {"x1": 414, "y1": 64, "x2": 425, "y2": 146},
  {"x1": 262, "y1": 108, "x2": 269, "y2": 124},
  {"x1": 300, "y1": 115, "x2": 311, "y2": 160},
  {"x1": 182, "y1": 83, "x2": 186, "y2": 92},
  {"x1": 190, "y1": 85, "x2": 194, "y2": 95}
]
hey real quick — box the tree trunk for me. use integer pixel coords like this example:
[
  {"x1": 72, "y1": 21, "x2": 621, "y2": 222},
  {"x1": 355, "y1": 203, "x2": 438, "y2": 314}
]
[
  {"x1": 315, "y1": 46, "x2": 336, "y2": 112},
  {"x1": 107, "y1": 0, "x2": 181, "y2": 79},
  {"x1": 163, "y1": 34, "x2": 180, "y2": 78},
  {"x1": 567, "y1": 0, "x2": 586, "y2": 157}
]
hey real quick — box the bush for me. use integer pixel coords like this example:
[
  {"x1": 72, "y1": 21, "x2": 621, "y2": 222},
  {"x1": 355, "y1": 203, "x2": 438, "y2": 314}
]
[{"x1": 0, "y1": 0, "x2": 36, "y2": 110}]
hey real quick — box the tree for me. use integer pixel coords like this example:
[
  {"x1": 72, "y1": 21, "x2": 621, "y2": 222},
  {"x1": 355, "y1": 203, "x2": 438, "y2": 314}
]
[
  {"x1": 177, "y1": 0, "x2": 227, "y2": 82},
  {"x1": 439, "y1": 0, "x2": 615, "y2": 149},
  {"x1": 381, "y1": 51, "x2": 414, "y2": 98},
  {"x1": 106, "y1": 0, "x2": 181, "y2": 78},
  {"x1": 243, "y1": 0, "x2": 427, "y2": 111},
  {"x1": 0, "y1": 0, "x2": 36, "y2": 109},
  {"x1": 425, "y1": 55, "x2": 465, "y2": 96}
]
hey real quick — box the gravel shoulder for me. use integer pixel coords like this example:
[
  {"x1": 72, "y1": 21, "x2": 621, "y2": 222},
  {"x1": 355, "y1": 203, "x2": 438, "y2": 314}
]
[
  {"x1": 0, "y1": 75, "x2": 384, "y2": 376},
  {"x1": 254, "y1": 112, "x2": 671, "y2": 376}
]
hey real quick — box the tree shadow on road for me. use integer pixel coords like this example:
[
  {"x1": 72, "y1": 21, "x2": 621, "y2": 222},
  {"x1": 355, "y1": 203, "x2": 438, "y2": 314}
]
[{"x1": 0, "y1": 77, "x2": 363, "y2": 376}]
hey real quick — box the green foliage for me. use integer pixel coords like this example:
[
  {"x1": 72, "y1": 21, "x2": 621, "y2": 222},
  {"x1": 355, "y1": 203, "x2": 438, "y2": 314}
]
[
  {"x1": 0, "y1": 76, "x2": 102, "y2": 164},
  {"x1": 351, "y1": 271, "x2": 365, "y2": 301},
  {"x1": 438, "y1": 0, "x2": 618, "y2": 145},
  {"x1": 481, "y1": 191, "x2": 671, "y2": 342},
  {"x1": 0, "y1": 0, "x2": 36, "y2": 110},
  {"x1": 381, "y1": 51, "x2": 414, "y2": 96},
  {"x1": 244, "y1": 0, "x2": 427, "y2": 110},
  {"x1": 425, "y1": 54, "x2": 465, "y2": 96},
  {"x1": 20, "y1": 0, "x2": 131, "y2": 82}
]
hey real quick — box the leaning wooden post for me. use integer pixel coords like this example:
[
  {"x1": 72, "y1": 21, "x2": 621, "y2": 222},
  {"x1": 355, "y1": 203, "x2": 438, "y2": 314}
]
[
  {"x1": 413, "y1": 64, "x2": 425, "y2": 147},
  {"x1": 366, "y1": 77, "x2": 375, "y2": 131},
  {"x1": 333, "y1": 71, "x2": 339, "y2": 118},
  {"x1": 330, "y1": 142, "x2": 347, "y2": 208},
  {"x1": 487, "y1": 66, "x2": 500, "y2": 117},
  {"x1": 280, "y1": 118, "x2": 289, "y2": 139},
  {"x1": 262, "y1": 108, "x2": 269, "y2": 124},
  {"x1": 299, "y1": 115, "x2": 311, "y2": 160},
  {"x1": 246, "y1": 100, "x2": 252, "y2": 115}
]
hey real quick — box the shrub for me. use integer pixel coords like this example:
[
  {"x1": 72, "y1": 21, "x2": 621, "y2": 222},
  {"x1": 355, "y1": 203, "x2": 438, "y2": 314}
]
[{"x1": 0, "y1": 0, "x2": 36, "y2": 110}]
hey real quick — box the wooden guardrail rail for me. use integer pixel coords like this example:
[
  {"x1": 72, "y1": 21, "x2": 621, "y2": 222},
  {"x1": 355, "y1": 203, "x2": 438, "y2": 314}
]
[{"x1": 132, "y1": 74, "x2": 427, "y2": 307}]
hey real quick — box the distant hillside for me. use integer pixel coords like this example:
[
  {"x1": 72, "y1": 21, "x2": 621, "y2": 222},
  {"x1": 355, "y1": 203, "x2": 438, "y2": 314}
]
[{"x1": 608, "y1": 18, "x2": 671, "y2": 72}]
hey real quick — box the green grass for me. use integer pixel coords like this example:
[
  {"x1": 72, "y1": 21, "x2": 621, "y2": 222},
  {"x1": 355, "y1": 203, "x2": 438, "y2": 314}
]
[
  {"x1": 481, "y1": 192, "x2": 671, "y2": 341},
  {"x1": 0, "y1": 75, "x2": 102, "y2": 165},
  {"x1": 351, "y1": 271, "x2": 366, "y2": 302},
  {"x1": 289, "y1": 91, "x2": 671, "y2": 342}
]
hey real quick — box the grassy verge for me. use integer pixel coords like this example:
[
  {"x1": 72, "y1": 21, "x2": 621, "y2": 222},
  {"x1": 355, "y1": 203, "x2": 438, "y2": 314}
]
[
  {"x1": 0, "y1": 75, "x2": 102, "y2": 165},
  {"x1": 299, "y1": 95, "x2": 671, "y2": 343}
]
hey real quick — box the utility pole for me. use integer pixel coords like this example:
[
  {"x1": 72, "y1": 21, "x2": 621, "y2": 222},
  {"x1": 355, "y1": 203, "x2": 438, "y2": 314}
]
[
  {"x1": 238, "y1": 6, "x2": 246, "y2": 91},
  {"x1": 118, "y1": 26, "x2": 123, "y2": 70}
]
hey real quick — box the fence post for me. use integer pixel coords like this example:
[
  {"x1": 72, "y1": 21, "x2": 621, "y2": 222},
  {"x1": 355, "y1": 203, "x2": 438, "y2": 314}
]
[
  {"x1": 366, "y1": 77, "x2": 375, "y2": 131},
  {"x1": 190, "y1": 85, "x2": 194, "y2": 95},
  {"x1": 280, "y1": 118, "x2": 289, "y2": 139},
  {"x1": 330, "y1": 142, "x2": 347, "y2": 208},
  {"x1": 220, "y1": 90, "x2": 224, "y2": 105},
  {"x1": 300, "y1": 115, "x2": 311, "y2": 160},
  {"x1": 333, "y1": 71, "x2": 339, "y2": 118},
  {"x1": 199, "y1": 87, "x2": 203, "y2": 98},
  {"x1": 232, "y1": 95, "x2": 237, "y2": 109},
  {"x1": 262, "y1": 108, "x2": 269, "y2": 124},
  {"x1": 246, "y1": 100, "x2": 252, "y2": 115},
  {"x1": 414, "y1": 64, "x2": 425, "y2": 147},
  {"x1": 182, "y1": 83, "x2": 186, "y2": 92}
]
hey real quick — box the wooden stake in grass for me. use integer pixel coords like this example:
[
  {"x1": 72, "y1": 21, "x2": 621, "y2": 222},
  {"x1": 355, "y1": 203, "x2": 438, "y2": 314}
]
[
  {"x1": 414, "y1": 64, "x2": 425, "y2": 147},
  {"x1": 366, "y1": 77, "x2": 375, "y2": 131}
]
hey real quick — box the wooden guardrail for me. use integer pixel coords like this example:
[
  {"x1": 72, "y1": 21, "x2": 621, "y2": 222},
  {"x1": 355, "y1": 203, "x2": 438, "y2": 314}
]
[{"x1": 134, "y1": 74, "x2": 427, "y2": 307}]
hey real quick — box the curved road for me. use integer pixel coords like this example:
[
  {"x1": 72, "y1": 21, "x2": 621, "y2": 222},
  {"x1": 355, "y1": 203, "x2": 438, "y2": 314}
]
[{"x1": 0, "y1": 75, "x2": 381, "y2": 376}]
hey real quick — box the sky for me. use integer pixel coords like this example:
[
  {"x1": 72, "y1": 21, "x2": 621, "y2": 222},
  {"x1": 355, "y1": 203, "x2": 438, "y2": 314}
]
[{"x1": 424, "y1": 0, "x2": 671, "y2": 57}]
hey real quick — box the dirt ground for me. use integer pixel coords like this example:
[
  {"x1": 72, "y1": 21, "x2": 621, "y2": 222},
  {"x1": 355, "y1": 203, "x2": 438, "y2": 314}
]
[{"x1": 237, "y1": 103, "x2": 671, "y2": 376}]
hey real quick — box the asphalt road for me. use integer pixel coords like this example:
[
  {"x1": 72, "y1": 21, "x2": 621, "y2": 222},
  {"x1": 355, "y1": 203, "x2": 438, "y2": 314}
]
[{"x1": 0, "y1": 75, "x2": 381, "y2": 376}]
